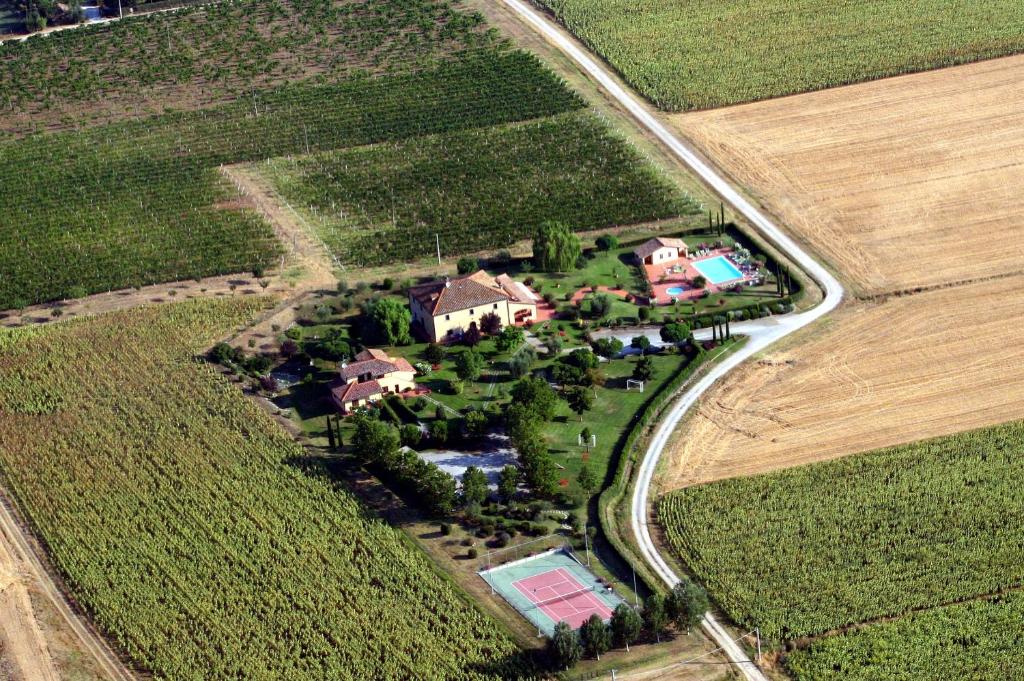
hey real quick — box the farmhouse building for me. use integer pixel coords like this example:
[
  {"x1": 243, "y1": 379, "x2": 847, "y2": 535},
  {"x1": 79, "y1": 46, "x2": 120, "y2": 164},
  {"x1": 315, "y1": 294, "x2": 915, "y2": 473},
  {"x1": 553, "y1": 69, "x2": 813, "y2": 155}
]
[
  {"x1": 329, "y1": 348, "x2": 417, "y2": 413},
  {"x1": 408, "y1": 270, "x2": 538, "y2": 343},
  {"x1": 633, "y1": 237, "x2": 689, "y2": 265}
]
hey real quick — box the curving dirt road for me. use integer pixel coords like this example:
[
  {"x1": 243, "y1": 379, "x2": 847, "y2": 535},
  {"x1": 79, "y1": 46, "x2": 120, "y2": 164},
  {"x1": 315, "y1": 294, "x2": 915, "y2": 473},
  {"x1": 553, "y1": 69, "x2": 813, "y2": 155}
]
[{"x1": 501, "y1": 1, "x2": 845, "y2": 679}]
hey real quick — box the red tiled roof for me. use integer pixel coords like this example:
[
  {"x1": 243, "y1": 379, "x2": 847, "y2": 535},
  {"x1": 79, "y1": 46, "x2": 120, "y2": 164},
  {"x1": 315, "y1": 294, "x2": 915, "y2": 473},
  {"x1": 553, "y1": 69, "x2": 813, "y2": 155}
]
[
  {"x1": 355, "y1": 348, "x2": 389, "y2": 362},
  {"x1": 634, "y1": 237, "x2": 688, "y2": 260},
  {"x1": 332, "y1": 379, "x2": 383, "y2": 404},
  {"x1": 339, "y1": 359, "x2": 399, "y2": 382},
  {"x1": 409, "y1": 270, "x2": 510, "y2": 316}
]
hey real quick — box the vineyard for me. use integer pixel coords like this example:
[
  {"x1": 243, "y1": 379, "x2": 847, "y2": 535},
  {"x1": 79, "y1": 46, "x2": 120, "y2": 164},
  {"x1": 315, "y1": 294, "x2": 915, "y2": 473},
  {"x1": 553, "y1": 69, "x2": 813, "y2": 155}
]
[
  {"x1": 0, "y1": 0, "x2": 500, "y2": 136},
  {"x1": 0, "y1": 299, "x2": 531, "y2": 679},
  {"x1": 0, "y1": 48, "x2": 584, "y2": 310},
  {"x1": 538, "y1": 0, "x2": 1024, "y2": 110},
  {"x1": 658, "y1": 420, "x2": 1024, "y2": 641},
  {"x1": 254, "y1": 110, "x2": 693, "y2": 265},
  {"x1": 786, "y1": 593, "x2": 1023, "y2": 681}
]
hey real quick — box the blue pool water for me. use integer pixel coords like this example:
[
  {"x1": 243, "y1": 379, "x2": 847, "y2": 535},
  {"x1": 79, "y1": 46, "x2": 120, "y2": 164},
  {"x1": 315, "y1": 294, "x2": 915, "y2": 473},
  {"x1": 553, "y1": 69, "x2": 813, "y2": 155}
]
[
  {"x1": 693, "y1": 255, "x2": 743, "y2": 284},
  {"x1": 666, "y1": 286, "x2": 685, "y2": 296}
]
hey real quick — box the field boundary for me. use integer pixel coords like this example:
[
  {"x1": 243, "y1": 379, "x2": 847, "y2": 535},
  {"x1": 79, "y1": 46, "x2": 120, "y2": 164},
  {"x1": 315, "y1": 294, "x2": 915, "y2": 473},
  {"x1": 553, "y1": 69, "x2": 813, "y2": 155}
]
[{"x1": 499, "y1": 2, "x2": 845, "y2": 679}]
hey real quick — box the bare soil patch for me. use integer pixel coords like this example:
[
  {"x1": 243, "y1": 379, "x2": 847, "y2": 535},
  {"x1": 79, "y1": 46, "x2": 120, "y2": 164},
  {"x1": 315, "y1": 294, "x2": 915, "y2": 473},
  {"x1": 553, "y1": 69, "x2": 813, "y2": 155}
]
[
  {"x1": 671, "y1": 55, "x2": 1024, "y2": 298},
  {"x1": 662, "y1": 276, "x2": 1024, "y2": 488}
]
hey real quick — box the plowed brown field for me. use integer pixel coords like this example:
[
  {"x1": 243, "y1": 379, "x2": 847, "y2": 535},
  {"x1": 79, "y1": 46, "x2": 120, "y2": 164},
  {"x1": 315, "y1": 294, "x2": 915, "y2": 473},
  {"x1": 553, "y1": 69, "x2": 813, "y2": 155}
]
[
  {"x1": 661, "y1": 56, "x2": 1024, "y2": 488},
  {"x1": 672, "y1": 55, "x2": 1024, "y2": 297}
]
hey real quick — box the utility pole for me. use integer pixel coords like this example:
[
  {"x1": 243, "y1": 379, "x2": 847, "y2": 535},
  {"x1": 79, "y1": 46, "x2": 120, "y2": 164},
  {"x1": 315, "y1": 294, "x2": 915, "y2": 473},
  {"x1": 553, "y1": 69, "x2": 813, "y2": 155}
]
[
  {"x1": 435, "y1": 234, "x2": 441, "y2": 265},
  {"x1": 756, "y1": 628, "x2": 762, "y2": 663},
  {"x1": 632, "y1": 567, "x2": 639, "y2": 608},
  {"x1": 117, "y1": 0, "x2": 122, "y2": 19}
]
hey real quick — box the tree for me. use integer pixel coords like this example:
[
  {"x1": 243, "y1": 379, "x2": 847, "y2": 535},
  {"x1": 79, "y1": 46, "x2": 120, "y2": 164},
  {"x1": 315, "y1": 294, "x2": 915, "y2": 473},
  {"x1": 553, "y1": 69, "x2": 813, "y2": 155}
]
[
  {"x1": 577, "y1": 464, "x2": 597, "y2": 495},
  {"x1": 642, "y1": 594, "x2": 668, "y2": 642},
  {"x1": 479, "y1": 311, "x2": 502, "y2": 335},
  {"x1": 565, "y1": 348, "x2": 599, "y2": 370},
  {"x1": 661, "y1": 321, "x2": 691, "y2": 344},
  {"x1": 429, "y1": 418, "x2": 448, "y2": 444},
  {"x1": 543, "y1": 336, "x2": 563, "y2": 358},
  {"x1": 419, "y1": 465, "x2": 457, "y2": 516},
  {"x1": 610, "y1": 604, "x2": 643, "y2": 651},
  {"x1": 495, "y1": 325, "x2": 525, "y2": 352},
  {"x1": 533, "y1": 221, "x2": 581, "y2": 272},
  {"x1": 588, "y1": 293, "x2": 612, "y2": 319},
  {"x1": 510, "y1": 376, "x2": 558, "y2": 421},
  {"x1": 519, "y1": 434, "x2": 558, "y2": 498},
  {"x1": 457, "y1": 256, "x2": 479, "y2": 275},
  {"x1": 667, "y1": 581, "x2": 710, "y2": 634},
  {"x1": 424, "y1": 342, "x2": 445, "y2": 364},
  {"x1": 461, "y1": 465, "x2": 489, "y2": 506},
  {"x1": 564, "y1": 385, "x2": 593, "y2": 422},
  {"x1": 580, "y1": 614, "x2": 612, "y2": 660},
  {"x1": 631, "y1": 335, "x2": 652, "y2": 354},
  {"x1": 351, "y1": 416, "x2": 400, "y2": 466},
  {"x1": 591, "y1": 337, "x2": 623, "y2": 359},
  {"x1": 692, "y1": 275, "x2": 707, "y2": 289},
  {"x1": 463, "y1": 409, "x2": 488, "y2": 438},
  {"x1": 548, "y1": 621, "x2": 582, "y2": 670},
  {"x1": 454, "y1": 349, "x2": 484, "y2": 381},
  {"x1": 318, "y1": 328, "x2": 351, "y2": 361},
  {"x1": 595, "y1": 234, "x2": 619, "y2": 251},
  {"x1": 507, "y1": 346, "x2": 536, "y2": 378},
  {"x1": 498, "y1": 465, "x2": 520, "y2": 503},
  {"x1": 367, "y1": 298, "x2": 412, "y2": 346},
  {"x1": 463, "y1": 321, "x2": 482, "y2": 347},
  {"x1": 399, "y1": 424, "x2": 422, "y2": 448},
  {"x1": 633, "y1": 355, "x2": 654, "y2": 382}
]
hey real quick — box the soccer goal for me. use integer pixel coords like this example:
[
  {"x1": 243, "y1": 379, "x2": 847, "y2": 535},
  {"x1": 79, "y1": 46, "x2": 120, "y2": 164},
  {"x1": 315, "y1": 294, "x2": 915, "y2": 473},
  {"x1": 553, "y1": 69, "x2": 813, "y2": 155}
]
[{"x1": 626, "y1": 378, "x2": 645, "y2": 393}]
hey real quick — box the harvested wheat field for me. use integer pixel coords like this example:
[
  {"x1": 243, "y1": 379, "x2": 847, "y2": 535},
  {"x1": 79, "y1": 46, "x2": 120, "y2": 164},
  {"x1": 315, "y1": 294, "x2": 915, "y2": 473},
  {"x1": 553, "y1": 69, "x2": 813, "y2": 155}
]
[
  {"x1": 663, "y1": 275, "x2": 1024, "y2": 488},
  {"x1": 671, "y1": 55, "x2": 1024, "y2": 297}
]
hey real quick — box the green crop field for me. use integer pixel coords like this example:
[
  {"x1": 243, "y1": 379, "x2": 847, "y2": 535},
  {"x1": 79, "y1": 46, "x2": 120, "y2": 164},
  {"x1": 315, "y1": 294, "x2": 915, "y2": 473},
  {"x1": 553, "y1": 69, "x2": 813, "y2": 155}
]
[
  {"x1": 254, "y1": 110, "x2": 693, "y2": 265},
  {"x1": 0, "y1": 299, "x2": 531, "y2": 679},
  {"x1": 659, "y1": 420, "x2": 1024, "y2": 642},
  {"x1": 785, "y1": 593, "x2": 1023, "y2": 681},
  {"x1": 539, "y1": 0, "x2": 1024, "y2": 110},
  {"x1": 0, "y1": 49, "x2": 582, "y2": 310}
]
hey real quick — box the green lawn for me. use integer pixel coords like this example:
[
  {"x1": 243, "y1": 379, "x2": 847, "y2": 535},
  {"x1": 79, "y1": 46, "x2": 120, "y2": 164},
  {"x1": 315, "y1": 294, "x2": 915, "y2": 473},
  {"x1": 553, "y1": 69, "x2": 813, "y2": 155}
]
[{"x1": 540, "y1": 0, "x2": 1024, "y2": 110}]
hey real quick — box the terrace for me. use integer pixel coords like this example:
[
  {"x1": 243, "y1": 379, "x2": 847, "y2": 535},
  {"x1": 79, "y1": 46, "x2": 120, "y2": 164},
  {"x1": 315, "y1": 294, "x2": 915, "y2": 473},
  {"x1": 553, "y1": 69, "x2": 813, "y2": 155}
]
[{"x1": 641, "y1": 242, "x2": 762, "y2": 306}]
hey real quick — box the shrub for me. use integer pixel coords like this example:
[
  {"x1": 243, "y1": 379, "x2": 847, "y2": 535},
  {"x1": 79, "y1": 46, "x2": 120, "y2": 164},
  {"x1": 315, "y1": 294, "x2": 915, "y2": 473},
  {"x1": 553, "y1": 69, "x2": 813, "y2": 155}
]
[
  {"x1": 457, "y1": 256, "x2": 479, "y2": 275},
  {"x1": 467, "y1": 547, "x2": 478, "y2": 559},
  {"x1": 595, "y1": 234, "x2": 619, "y2": 251},
  {"x1": 440, "y1": 523, "x2": 452, "y2": 536},
  {"x1": 494, "y1": 531, "x2": 511, "y2": 548}
]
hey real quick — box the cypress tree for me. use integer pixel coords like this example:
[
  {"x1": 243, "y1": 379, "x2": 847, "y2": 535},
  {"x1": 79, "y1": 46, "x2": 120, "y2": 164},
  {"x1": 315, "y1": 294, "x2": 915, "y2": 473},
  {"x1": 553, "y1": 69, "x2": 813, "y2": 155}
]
[{"x1": 326, "y1": 416, "x2": 336, "y2": 450}]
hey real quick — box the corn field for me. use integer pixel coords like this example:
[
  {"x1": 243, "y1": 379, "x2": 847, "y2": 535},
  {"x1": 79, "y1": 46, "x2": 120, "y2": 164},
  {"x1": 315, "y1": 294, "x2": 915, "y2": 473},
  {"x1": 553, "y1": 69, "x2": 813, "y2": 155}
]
[
  {"x1": 257, "y1": 109, "x2": 695, "y2": 266},
  {"x1": 539, "y1": 0, "x2": 1024, "y2": 110},
  {"x1": 0, "y1": 299, "x2": 533, "y2": 680},
  {"x1": 786, "y1": 592, "x2": 1024, "y2": 680},
  {"x1": 659, "y1": 420, "x2": 1024, "y2": 641}
]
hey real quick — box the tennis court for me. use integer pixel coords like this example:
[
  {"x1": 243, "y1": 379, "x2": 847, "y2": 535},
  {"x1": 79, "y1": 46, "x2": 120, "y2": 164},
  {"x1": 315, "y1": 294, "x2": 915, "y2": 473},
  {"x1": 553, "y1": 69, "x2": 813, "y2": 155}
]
[{"x1": 479, "y1": 547, "x2": 626, "y2": 636}]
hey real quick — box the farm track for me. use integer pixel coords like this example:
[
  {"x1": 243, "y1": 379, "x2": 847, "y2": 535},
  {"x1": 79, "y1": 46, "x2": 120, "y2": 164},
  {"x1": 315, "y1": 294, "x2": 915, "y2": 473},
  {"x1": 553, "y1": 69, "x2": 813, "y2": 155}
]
[
  {"x1": 501, "y1": 1, "x2": 843, "y2": 679},
  {"x1": 0, "y1": 491, "x2": 133, "y2": 681},
  {"x1": 661, "y1": 54, "x2": 1024, "y2": 486}
]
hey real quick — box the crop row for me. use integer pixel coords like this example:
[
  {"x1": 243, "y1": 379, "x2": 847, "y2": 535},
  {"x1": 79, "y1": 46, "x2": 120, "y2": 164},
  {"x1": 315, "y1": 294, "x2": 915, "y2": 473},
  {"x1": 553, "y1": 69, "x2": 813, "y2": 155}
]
[
  {"x1": 0, "y1": 0, "x2": 499, "y2": 134},
  {"x1": 0, "y1": 298, "x2": 532, "y2": 680},
  {"x1": 785, "y1": 592, "x2": 1024, "y2": 681},
  {"x1": 658, "y1": 420, "x2": 1024, "y2": 640},
  {"x1": 540, "y1": 0, "x2": 1024, "y2": 110},
  {"x1": 257, "y1": 110, "x2": 695, "y2": 266},
  {"x1": 0, "y1": 50, "x2": 584, "y2": 310}
]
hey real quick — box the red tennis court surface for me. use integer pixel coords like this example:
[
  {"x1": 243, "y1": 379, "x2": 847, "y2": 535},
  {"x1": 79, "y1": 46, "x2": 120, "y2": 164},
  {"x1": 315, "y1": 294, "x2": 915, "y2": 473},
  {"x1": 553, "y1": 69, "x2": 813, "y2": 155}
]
[{"x1": 512, "y1": 567, "x2": 613, "y2": 629}]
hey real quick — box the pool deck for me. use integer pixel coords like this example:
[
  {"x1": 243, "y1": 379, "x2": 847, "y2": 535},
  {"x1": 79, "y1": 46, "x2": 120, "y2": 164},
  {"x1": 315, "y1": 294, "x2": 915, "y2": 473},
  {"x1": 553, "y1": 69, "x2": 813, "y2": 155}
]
[{"x1": 643, "y1": 248, "x2": 755, "y2": 305}]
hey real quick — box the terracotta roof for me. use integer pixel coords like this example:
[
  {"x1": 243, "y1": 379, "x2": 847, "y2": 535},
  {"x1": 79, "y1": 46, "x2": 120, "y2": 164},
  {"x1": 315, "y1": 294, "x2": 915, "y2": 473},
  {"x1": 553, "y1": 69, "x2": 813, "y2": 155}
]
[
  {"x1": 634, "y1": 237, "x2": 688, "y2": 260},
  {"x1": 332, "y1": 379, "x2": 382, "y2": 404},
  {"x1": 409, "y1": 270, "x2": 510, "y2": 316},
  {"x1": 495, "y1": 274, "x2": 538, "y2": 305},
  {"x1": 355, "y1": 348, "x2": 389, "y2": 362}
]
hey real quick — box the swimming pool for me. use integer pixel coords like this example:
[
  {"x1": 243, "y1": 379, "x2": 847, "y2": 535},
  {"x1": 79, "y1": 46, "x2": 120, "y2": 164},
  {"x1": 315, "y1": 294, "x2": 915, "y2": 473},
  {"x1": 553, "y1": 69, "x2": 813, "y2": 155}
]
[
  {"x1": 666, "y1": 286, "x2": 685, "y2": 296},
  {"x1": 693, "y1": 255, "x2": 743, "y2": 285}
]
